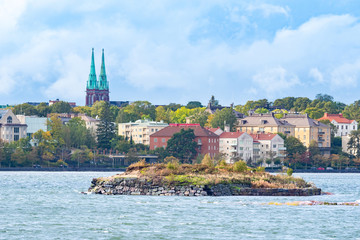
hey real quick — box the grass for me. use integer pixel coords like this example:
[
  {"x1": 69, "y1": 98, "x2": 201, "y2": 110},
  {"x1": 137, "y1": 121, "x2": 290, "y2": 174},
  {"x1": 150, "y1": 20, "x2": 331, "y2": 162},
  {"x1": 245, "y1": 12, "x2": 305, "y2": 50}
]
[{"x1": 122, "y1": 160, "x2": 314, "y2": 189}]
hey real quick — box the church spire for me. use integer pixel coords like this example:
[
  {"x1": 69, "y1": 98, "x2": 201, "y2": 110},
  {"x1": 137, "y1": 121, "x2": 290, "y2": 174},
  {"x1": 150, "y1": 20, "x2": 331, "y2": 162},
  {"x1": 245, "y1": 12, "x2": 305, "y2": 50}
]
[
  {"x1": 98, "y1": 49, "x2": 108, "y2": 90},
  {"x1": 87, "y1": 48, "x2": 98, "y2": 90}
]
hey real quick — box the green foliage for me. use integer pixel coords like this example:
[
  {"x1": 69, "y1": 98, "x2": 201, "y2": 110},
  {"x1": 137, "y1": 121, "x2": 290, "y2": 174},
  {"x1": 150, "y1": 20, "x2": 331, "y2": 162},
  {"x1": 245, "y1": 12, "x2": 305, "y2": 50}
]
[
  {"x1": 166, "y1": 129, "x2": 197, "y2": 163},
  {"x1": 254, "y1": 108, "x2": 269, "y2": 114},
  {"x1": 285, "y1": 136, "x2": 306, "y2": 158},
  {"x1": 186, "y1": 101, "x2": 203, "y2": 109},
  {"x1": 210, "y1": 107, "x2": 237, "y2": 130},
  {"x1": 166, "y1": 159, "x2": 180, "y2": 170},
  {"x1": 96, "y1": 101, "x2": 116, "y2": 149},
  {"x1": 233, "y1": 161, "x2": 248, "y2": 172},
  {"x1": 12, "y1": 103, "x2": 38, "y2": 116},
  {"x1": 287, "y1": 168, "x2": 293, "y2": 176},
  {"x1": 343, "y1": 100, "x2": 360, "y2": 121},
  {"x1": 201, "y1": 154, "x2": 214, "y2": 168},
  {"x1": 347, "y1": 130, "x2": 360, "y2": 159},
  {"x1": 51, "y1": 101, "x2": 72, "y2": 113},
  {"x1": 116, "y1": 101, "x2": 156, "y2": 123}
]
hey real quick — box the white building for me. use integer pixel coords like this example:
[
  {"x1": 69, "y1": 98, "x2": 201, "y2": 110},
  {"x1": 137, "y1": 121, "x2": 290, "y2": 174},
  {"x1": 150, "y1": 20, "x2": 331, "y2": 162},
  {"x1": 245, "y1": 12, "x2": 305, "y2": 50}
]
[
  {"x1": 0, "y1": 110, "x2": 27, "y2": 142},
  {"x1": 318, "y1": 113, "x2": 357, "y2": 137},
  {"x1": 250, "y1": 133, "x2": 286, "y2": 164},
  {"x1": 219, "y1": 132, "x2": 253, "y2": 163},
  {"x1": 118, "y1": 119, "x2": 169, "y2": 145}
]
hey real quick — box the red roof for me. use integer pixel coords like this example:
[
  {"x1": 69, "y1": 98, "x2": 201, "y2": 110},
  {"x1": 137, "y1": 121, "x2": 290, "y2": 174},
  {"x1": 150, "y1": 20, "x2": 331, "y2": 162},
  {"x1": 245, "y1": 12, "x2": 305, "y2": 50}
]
[
  {"x1": 250, "y1": 133, "x2": 277, "y2": 140},
  {"x1": 318, "y1": 113, "x2": 355, "y2": 124},
  {"x1": 150, "y1": 125, "x2": 219, "y2": 137},
  {"x1": 207, "y1": 127, "x2": 221, "y2": 133},
  {"x1": 220, "y1": 132, "x2": 244, "y2": 138}
]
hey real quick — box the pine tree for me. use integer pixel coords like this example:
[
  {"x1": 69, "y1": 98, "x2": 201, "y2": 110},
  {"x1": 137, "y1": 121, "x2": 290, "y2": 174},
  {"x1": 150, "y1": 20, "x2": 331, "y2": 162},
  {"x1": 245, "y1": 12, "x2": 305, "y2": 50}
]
[{"x1": 96, "y1": 101, "x2": 116, "y2": 149}]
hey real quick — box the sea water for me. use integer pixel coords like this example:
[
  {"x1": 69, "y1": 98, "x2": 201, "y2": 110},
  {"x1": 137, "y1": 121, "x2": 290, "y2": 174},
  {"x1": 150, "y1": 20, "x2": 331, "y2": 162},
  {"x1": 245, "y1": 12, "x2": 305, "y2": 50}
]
[{"x1": 1, "y1": 172, "x2": 360, "y2": 240}]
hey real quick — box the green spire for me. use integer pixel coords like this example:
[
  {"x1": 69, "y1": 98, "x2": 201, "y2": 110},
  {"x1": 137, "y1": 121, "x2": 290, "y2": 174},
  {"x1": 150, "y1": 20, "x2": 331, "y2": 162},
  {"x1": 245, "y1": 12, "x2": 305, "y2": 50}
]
[
  {"x1": 87, "y1": 48, "x2": 98, "y2": 90},
  {"x1": 98, "y1": 49, "x2": 109, "y2": 90}
]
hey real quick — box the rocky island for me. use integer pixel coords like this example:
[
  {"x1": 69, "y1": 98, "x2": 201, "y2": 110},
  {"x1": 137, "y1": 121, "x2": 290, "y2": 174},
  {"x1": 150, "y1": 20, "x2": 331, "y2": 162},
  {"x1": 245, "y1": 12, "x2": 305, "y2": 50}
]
[{"x1": 88, "y1": 160, "x2": 321, "y2": 196}]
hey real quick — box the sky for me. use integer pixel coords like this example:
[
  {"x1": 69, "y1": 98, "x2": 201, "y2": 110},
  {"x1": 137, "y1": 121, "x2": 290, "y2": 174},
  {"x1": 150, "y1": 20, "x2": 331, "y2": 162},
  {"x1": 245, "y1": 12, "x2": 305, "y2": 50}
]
[{"x1": 1, "y1": 0, "x2": 360, "y2": 106}]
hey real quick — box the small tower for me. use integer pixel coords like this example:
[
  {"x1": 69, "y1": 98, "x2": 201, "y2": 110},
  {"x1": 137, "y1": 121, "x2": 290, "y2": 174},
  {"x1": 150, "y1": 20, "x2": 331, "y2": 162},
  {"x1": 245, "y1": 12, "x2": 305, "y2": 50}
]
[
  {"x1": 86, "y1": 48, "x2": 99, "y2": 106},
  {"x1": 97, "y1": 49, "x2": 109, "y2": 102}
]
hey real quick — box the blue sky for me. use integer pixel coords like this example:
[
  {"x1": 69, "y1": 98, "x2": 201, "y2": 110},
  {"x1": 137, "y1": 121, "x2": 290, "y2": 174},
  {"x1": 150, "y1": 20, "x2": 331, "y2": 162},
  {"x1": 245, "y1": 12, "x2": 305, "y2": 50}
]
[{"x1": 1, "y1": 0, "x2": 360, "y2": 106}]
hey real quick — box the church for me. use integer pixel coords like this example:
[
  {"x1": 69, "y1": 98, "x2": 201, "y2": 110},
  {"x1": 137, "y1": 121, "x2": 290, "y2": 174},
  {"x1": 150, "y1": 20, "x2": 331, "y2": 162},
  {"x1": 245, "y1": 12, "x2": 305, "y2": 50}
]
[{"x1": 85, "y1": 48, "x2": 109, "y2": 106}]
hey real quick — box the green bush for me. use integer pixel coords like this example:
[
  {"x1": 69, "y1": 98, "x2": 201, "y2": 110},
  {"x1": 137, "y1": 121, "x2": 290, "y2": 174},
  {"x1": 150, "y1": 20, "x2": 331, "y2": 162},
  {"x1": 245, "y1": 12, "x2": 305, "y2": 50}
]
[
  {"x1": 233, "y1": 161, "x2": 248, "y2": 172},
  {"x1": 201, "y1": 154, "x2": 214, "y2": 168},
  {"x1": 287, "y1": 168, "x2": 293, "y2": 176}
]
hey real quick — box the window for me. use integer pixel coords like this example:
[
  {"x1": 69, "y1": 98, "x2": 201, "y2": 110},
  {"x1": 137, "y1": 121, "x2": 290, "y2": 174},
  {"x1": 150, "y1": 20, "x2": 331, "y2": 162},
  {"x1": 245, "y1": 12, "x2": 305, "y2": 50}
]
[
  {"x1": 154, "y1": 145, "x2": 157, "y2": 149},
  {"x1": 154, "y1": 138, "x2": 158, "y2": 142},
  {"x1": 162, "y1": 138, "x2": 165, "y2": 142},
  {"x1": 303, "y1": 135, "x2": 306, "y2": 140},
  {"x1": 273, "y1": 144, "x2": 276, "y2": 148},
  {"x1": 14, "y1": 135, "x2": 19, "y2": 141},
  {"x1": 14, "y1": 127, "x2": 19, "y2": 133},
  {"x1": 7, "y1": 116, "x2": 12, "y2": 124},
  {"x1": 346, "y1": 126, "x2": 348, "y2": 130}
]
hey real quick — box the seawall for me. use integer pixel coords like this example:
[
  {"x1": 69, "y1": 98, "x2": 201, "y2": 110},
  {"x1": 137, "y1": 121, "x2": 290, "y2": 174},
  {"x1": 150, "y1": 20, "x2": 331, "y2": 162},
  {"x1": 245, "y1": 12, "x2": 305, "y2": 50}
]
[{"x1": 88, "y1": 177, "x2": 321, "y2": 196}]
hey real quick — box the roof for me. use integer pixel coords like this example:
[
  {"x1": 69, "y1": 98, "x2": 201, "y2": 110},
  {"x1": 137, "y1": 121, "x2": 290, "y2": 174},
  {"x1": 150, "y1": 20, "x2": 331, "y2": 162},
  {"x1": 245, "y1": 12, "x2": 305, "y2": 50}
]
[
  {"x1": 318, "y1": 113, "x2": 356, "y2": 124},
  {"x1": 250, "y1": 133, "x2": 278, "y2": 141},
  {"x1": 207, "y1": 127, "x2": 221, "y2": 132},
  {"x1": 282, "y1": 114, "x2": 329, "y2": 128},
  {"x1": 220, "y1": 132, "x2": 244, "y2": 138},
  {"x1": 0, "y1": 110, "x2": 9, "y2": 119},
  {"x1": 238, "y1": 113, "x2": 294, "y2": 127},
  {"x1": 150, "y1": 125, "x2": 219, "y2": 138}
]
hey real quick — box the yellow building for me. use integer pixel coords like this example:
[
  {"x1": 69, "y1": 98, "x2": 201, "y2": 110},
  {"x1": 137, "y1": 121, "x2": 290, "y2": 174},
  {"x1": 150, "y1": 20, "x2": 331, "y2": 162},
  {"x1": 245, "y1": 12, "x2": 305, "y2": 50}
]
[
  {"x1": 235, "y1": 113, "x2": 295, "y2": 136},
  {"x1": 118, "y1": 119, "x2": 169, "y2": 145},
  {"x1": 282, "y1": 114, "x2": 331, "y2": 155}
]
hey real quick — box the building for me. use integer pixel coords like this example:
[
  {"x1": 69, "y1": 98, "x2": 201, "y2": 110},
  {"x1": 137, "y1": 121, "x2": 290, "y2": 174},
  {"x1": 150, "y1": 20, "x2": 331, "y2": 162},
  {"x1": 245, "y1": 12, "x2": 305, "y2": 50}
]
[
  {"x1": 16, "y1": 115, "x2": 47, "y2": 146},
  {"x1": 282, "y1": 114, "x2": 331, "y2": 155},
  {"x1": 78, "y1": 114, "x2": 100, "y2": 137},
  {"x1": 119, "y1": 119, "x2": 169, "y2": 145},
  {"x1": 318, "y1": 113, "x2": 357, "y2": 137},
  {"x1": 0, "y1": 110, "x2": 27, "y2": 142},
  {"x1": 149, "y1": 124, "x2": 219, "y2": 158},
  {"x1": 49, "y1": 99, "x2": 76, "y2": 107},
  {"x1": 86, "y1": 48, "x2": 109, "y2": 106},
  {"x1": 219, "y1": 132, "x2": 253, "y2": 163},
  {"x1": 235, "y1": 113, "x2": 295, "y2": 136},
  {"x1": 207, "y1": 127, "x2": 224, "y2": 136},
  {"x1": 250, "y1": 133, "x2": 286, "y2": 164}
]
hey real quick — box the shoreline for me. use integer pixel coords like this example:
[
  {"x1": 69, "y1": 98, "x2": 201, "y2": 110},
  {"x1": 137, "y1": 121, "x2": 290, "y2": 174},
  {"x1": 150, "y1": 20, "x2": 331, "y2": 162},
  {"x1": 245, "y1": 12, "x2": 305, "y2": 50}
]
[{"x1": 0, "y1": 167, "x2": 359, "y2": 173}]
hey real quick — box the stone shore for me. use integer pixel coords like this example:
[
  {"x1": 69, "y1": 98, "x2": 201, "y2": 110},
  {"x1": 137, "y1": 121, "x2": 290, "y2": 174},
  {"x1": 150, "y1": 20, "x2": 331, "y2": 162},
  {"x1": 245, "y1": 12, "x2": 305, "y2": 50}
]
[{"x1": 88, "y1": 177, "x2": 321, "y2": 196}]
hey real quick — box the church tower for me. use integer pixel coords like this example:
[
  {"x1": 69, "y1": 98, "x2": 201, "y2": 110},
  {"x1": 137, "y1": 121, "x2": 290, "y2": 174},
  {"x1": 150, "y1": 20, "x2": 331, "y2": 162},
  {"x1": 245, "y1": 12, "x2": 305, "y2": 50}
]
[
  {"x1": 97, "y1": 49, "x2": 109, "y2": 102},
  {"x1": 85, "y1": 48, "x2": 109, "y2": 106}
]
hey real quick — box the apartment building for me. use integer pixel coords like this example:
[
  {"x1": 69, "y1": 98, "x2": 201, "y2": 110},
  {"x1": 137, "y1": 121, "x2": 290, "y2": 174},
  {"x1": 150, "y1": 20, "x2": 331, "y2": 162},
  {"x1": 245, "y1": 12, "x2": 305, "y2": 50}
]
[
  {"x1": 219, "y1": 132, "x2": 253, "y2": 163},
  {"x1": 118, "y1": 119, "x2": 169, "y2": 145},
  {"x1": 250, "y1": 133, "x2": 286, "y2": 163},
  {"x1": 149, "y1": 124, "x2": 219, "y2": 158},
  {"x1": 235, "y1": 113, "x2": 295, "y2": 136},
  {"x1": 282, "y1": 114, "x2": 331, "y2": 155}
]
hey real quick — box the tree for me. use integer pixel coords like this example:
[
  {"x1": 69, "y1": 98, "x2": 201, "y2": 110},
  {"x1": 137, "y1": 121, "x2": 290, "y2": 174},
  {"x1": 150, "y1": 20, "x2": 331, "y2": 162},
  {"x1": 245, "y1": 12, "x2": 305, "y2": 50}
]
[
  {"x1": 254, "y1": 108, "x2": 269, "y2": 114},
  {"x1": 12, "y1": 103, "x2": 38, "y2": 116},
  {"x1": 96, "y1": 101, "x2": 116, "y2": 149},
  {"x1": 166, "y1": 129, "x2": 197, "y2": 163},
  {"x1": 315, "y1": 93, "x2": 334, "y2": 102},
  {"x1": 35, "y1": 102, "x2": 51, "y2": 117},
  {"x1": 293, "y1": 97, "x2": 311, "y2": 112},
  {"x1": 285, "y1": 136, "x2": 306, "y2": 158},
  {"x1": 210, "y1": 108, "x2": 237, "y2": 130},
  {"x1": 187, "y1": 108, "x2": 210, "y2": 127},
  {"x1": 343, "y1": 100, "x2": 360, "y2": 121},
  {"x1": 51, "y1": 101, "x2": 72, "y2": 113},
  {"x1": 303, "y1": 107, "x2": 324, "y2": 119},
  {"x1": 347, "y1": 130, "x2": 360, "y2": 159},
  {"x1": 186, "y1": 101, "x2": 203, "y2": 109}
]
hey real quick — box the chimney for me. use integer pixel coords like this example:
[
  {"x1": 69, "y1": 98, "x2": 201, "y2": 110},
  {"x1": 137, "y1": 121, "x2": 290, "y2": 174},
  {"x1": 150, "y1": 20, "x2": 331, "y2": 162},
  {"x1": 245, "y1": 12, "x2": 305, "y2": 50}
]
[
  {"x1": 224, "y1": 124, "x2": 230, "y2": 132},
  {"x1": 324, "y1": 112, "x2": 328, "y2": 117}
]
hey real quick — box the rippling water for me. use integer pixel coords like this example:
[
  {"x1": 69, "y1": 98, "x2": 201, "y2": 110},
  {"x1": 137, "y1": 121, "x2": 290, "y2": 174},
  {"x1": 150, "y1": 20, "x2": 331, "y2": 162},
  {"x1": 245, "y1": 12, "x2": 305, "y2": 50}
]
[{"x1": 1, "y1": 172, "x2": 360, "y2": 240}]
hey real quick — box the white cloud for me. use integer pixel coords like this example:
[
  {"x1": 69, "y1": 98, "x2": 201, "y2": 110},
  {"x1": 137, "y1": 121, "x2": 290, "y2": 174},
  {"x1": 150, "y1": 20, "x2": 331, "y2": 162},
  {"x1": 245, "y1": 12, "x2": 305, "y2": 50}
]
[
  {"x1": 330, "y1": 60, "x2": 360, "y2": 87},
  {"x1": 246, "y1": 3, "x2": 289, "y2": 17},
  {"x1": 309, "y1": 68, "x2": 324, "y2": 83},
  {"x1": 252, "y1": 67, "x2": 300, "y2": 95},
  {"x1": 0, "y1": 0, "x2": 27, "y2": 33}
]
